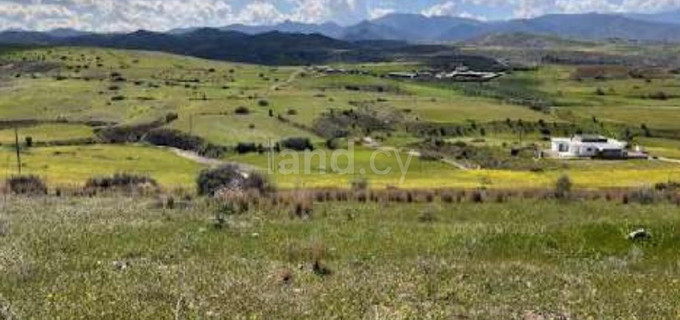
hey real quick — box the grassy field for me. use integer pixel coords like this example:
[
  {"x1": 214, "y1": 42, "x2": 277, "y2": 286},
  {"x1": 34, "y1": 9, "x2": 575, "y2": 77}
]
[
  {"x1": 1, "y1": 196, "x2": 679, "y2": 318},
  {"x1": 227, "y1": 147, "x2": 680, "y2": 189},
  {"x1": 0, "y1": 124, "x2": 94, "y2": 144},
  {"x1": 0, "y1": 145, "x2": 204, "y2": 187},
  {"x1": 2, "y1": 46, "x2": 680, "y2": 191}
]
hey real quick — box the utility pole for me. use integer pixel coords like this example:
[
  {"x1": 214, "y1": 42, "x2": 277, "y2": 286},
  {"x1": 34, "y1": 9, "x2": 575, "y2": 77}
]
[{"x1": 14, "y1": 127, "x2": 21, "y2": 174}]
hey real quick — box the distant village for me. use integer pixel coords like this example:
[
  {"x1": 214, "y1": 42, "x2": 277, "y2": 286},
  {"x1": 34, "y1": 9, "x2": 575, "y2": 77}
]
[{"x1": 310, "y1": 65, "x2": 504, "y2": 82}]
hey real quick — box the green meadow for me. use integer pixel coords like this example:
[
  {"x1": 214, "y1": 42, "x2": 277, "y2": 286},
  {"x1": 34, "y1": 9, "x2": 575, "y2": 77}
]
[
  {"x1": 1, "y1": 197, "x2": 680, "y2": 318},
  {"x1": 1, "y1": 46, "x2": 680, "y2": 190}
]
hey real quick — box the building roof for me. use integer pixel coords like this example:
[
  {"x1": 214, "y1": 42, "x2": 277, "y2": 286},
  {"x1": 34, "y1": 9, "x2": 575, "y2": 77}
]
[{"x1": 551, "y1": 135, "x2": 626, "y2": 150}]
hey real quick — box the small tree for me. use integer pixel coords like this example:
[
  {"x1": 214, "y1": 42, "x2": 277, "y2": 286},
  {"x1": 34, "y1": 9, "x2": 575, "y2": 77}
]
[
  {"x1": 25, "y1": 136, "x2": 33, "y2": 148},
  {"x1": 555, "y1": 175, "x2": 573, "y2": 199}
]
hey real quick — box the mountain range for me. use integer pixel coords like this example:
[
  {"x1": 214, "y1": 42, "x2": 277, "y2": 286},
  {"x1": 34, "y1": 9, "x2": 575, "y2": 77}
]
[
  {"x1": 173, "y1": 11, "x2": 680, "y2": 43},
  {"x1": 2, "y1": 11, "x2": 680, "y2": 47},
  {"x1": 2, "y1": 11, "x2": 680, "y2": 65}
]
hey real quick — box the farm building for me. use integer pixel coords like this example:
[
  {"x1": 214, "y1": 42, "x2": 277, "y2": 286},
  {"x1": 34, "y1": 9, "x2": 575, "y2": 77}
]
[{"x1": 550, "y1": 135, "x2": 628, "y2": 159}]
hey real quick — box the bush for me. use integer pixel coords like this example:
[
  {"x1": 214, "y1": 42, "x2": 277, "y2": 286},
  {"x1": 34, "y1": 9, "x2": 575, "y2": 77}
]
[
  {"x1": 258, "y1": 100, "x2": 269, "y2": 107},
  {"x1": 279, "y1": 137, "x2": 314, "y2": 151},
  {"x1": 555, "y1": 175, "x2": 572, "y2": 199},
  {"x1": 85, "y1": 173, "x2": 158, "y2": 192},
  {"x1": 235, "y1": 106, "x2": 250, "y2": 115},
  {"x1": 648, "y1": 91, "x2": 669, "y2": 100},
  {"x1": 25, "y1": 136, "x2": 33, "y2": 147},
  {"x1": 165, "y1": 112, "x2": 179, "y2": 123},
  {"x1": 143, "y1": 128, "x2": 225, "y2": 158},
  {"x1": 6, "y1": 175, "x2": 47, "y2": 195},
  {"x1": 96, "y1": 118, "x2": 167, "y2": 143},
  {"x1": 197, "y1": 165, "x2": 272, "y2": 196},
  {"x1": 236, "y1": 142, "x2": 257, "y2": 154}
]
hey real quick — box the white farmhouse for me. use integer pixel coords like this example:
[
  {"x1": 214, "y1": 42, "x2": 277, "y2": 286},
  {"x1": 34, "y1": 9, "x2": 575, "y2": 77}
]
[{"x1": 551, "y1": 135, "x2": 627, "y2": 159}]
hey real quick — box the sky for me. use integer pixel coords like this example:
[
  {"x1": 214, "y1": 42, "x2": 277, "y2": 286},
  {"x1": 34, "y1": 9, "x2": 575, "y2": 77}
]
[{"x1": 1, "y1": 0, "x2": 679, "y2": 32}]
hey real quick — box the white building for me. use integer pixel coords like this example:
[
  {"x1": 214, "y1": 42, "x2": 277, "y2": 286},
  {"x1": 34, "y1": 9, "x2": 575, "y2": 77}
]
[{"x1": 551, "y1": 135, "x2": 627, "y2": 159}]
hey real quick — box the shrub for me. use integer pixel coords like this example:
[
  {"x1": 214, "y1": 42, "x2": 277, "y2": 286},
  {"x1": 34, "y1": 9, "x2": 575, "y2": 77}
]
[
  {"x1": 25, "y1": 136, "x2": 33, "y2": 147},
  {"x1": 197, "y1": 165, "x2": 272, "y2": 196},
  {"x1": 555, "y1": 175, "x2": 572, "y2": 199},
  {"x1": 350, "y1": 177, "x2": 369, "y2": 191},
  {"x1": 258, "y1": 100, "x2": 269, "y2": 107},
  {"x1": 6, "y1": 175, "x2": 47, "y2": 195},
  {"x1": 279, "y1": 137, "x2": 314, "y2": 151},
  {"x1": 236, "y1": 142, "x2": 257, "y2": 154},
  {"x1": 165, "y1": 112, "x2": 179, "y2": 123},
  {"x1": 85, "y1": 173, "x2": 158, "y2": 192},
  {"x1": 235, "y1": 106, "x2": 250, "y2": 115},
  {"x1": 96, "y1": 118, "x2": 166, "y2": 143},
  {"x1": 648, "y1": 91, "x2": 669, "y2": 100},
  {"x1": 287, "y1": 109, "x2": 298, "y2": 115},
  {"x1": 143, "y1": 128, "x2": 225, "y2": 158}
]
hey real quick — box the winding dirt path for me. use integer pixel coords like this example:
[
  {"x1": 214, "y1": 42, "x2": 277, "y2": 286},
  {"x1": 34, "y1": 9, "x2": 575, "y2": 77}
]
[{"x1": 167, "y1": 147, "x2": 260, "y2": 172}]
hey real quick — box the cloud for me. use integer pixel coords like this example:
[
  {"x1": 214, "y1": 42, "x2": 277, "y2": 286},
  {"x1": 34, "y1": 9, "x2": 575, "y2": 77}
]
[
  {"x1": 0, "y1": 0, "x2": 680, "y2": 31},
  {"x1": 369, "y1": 7, "x2": 395, "y2": 19},
  {"x1": 421, "y1": 1, "x2": 458, "y2": 17}
]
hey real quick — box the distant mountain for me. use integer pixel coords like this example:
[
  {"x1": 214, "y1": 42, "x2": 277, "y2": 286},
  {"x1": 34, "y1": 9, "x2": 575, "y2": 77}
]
[
  {"x1": 222, "y1": 21, "x2": 345, "y2": 39},
  {"x1": 367, "y1": 13, "x2": 482, "y2": 42},
  {"x1": 626, "y1": 10, "x2": 680, "y2": 25},
  {"x1": 342, "y1": 12, "x2": 680, "y2": 43},
  {"x1": 489, "y1": 13, "x2": 680, "y2": 42},
  {"x1": 366, "y1": 12, "x2": 680, "y2": 42},
  {"x1": 340, "y1": 21, "x2": 405, "y2": 41},
  {"x1": 3, "y1": 11, "x2": 680, "y2": 60},
  {"x1": 46, "y1": 28, "x2": 91, "y2": 38}
]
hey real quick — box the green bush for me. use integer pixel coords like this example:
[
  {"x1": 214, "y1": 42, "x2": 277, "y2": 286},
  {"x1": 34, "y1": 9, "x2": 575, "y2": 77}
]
[
  {"x1": 85, "y1": 173, "x2": 157, "y2": 192},
  {"x1": 197, "y1": 165, "x2": 272, "y2": 196},
  {"x1": 555, "y1": 175, "x2": 573, "y2": 199}
]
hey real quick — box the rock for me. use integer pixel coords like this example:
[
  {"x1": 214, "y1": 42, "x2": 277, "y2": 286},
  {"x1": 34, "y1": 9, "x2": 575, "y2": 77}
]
[
  {"x1": 112, "y1": 260, "x2": 129, "y2": 270},
  {"x1": 627, "y1": 229, "x2": 651, "y2": 241}
]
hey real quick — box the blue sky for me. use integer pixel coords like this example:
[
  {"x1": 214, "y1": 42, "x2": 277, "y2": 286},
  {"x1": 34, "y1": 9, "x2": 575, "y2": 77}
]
[{"x1": 1, "y1": 0, "x2": 679, "y2": 32}]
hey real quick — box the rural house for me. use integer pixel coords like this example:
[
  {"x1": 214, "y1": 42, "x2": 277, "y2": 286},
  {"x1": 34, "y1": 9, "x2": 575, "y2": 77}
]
[{"x1": 550, "y1": 135, "x2": 627, "y2": 159}]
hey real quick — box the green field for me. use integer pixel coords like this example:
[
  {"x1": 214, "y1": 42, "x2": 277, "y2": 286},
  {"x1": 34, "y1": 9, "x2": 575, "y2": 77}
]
[
  {"x1": 2, "y1": 46, "x2": 680, "y2": 190},
  {"x1": 1, "y1": 196, "x2": 679, "y2": 318},
  {"x1": 0, "y1": 145, "x2": 203, "y2": 187},
  {"x1": 0, "y1": 123, "x2": 94, "y2": 144}
]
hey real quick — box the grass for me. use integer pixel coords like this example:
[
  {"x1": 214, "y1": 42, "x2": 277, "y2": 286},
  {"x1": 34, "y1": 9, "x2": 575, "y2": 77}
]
[
  {"x1": 2, "y1": 47, "x2": 680, "y2": 190},
  {"x1": 0, "y1": 144, "x2": 204, "y2": 187},
  {"x1": 0, "y1": 123, "x2": 94, "y2": 144},
  {"x1": 1, "y1": 196, "x2": 680, "y2": 318},
  {"x1": 229, "y1": 147, "x2": 680, "y2": 190},
  {"x1": 167, "y1": 113, "x2": 319, "y2": 146}
]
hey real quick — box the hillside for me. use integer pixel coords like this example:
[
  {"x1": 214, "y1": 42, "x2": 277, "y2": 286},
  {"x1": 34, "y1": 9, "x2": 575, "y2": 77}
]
[{"x1": 464, "y1": 32, "x2": 598, "y2": 49}]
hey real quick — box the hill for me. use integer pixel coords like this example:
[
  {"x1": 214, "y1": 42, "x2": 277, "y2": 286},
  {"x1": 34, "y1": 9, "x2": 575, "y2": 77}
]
[
  {"x1": 0, "y1": 29, "x2": 389, "y2": 65},
  {"x1": 626, "y1": 10, "x2": 680, "y2": 25}
]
